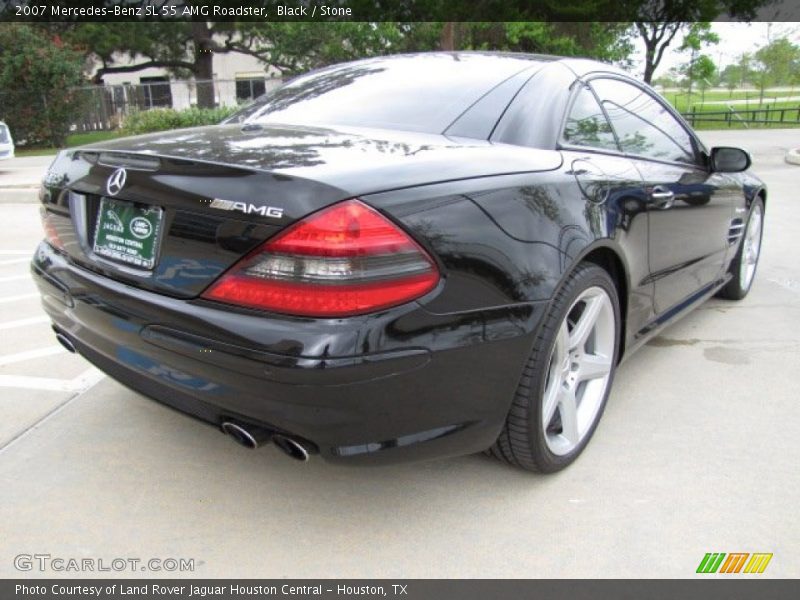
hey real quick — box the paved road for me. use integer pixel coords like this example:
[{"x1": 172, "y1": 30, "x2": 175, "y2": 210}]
[
  {"x1": 0, "y1": 130, "x2": 797, "y2": 578},
  {"x1": 0, "y1": 155, "x2": 56, "y2": 202}
]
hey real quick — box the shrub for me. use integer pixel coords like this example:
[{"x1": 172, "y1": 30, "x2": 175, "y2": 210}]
[
  {"x1": 0, "y1": 24, "x2": 86, "y2": 147},
  {"x1": 121, "y1": 106, "x2": 238, "y2": 136}
]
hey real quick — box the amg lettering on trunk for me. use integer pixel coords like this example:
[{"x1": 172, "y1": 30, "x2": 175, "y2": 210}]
[{"x1": 209, "y1": 199, "x2": 283, "y2": 219}]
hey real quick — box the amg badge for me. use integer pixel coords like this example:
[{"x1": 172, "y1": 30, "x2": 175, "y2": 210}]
[{"x1": 209, "y1": 198, "x2": 283, "y2": 219}]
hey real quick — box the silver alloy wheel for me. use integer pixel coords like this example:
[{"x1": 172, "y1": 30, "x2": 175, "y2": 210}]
[
  {"x1": 740, "y1": 203, "x2": 763, "y2": 291},
  {"x1": 542, "y1": 286, "x2": 616, "y2": 456}
]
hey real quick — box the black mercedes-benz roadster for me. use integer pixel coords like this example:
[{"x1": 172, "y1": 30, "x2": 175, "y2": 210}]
[{"x1": 33, "y1": 53, "x2": 765, "y2": 472}]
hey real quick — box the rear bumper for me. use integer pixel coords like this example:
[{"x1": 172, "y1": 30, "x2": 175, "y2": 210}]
[{"x1": 31, "y1": 241, "x2": 545, "y2": 465}]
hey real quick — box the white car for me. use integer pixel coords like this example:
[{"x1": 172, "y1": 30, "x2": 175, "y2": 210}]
[{"x1": 0, "y1": 122, "x2": 14, "y2": 160}]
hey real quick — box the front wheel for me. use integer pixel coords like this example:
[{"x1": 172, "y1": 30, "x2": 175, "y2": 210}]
[
  {"x1": 489, "y1": 263, "x2": 620, "y2": 473},
  {"x1": 717, "y1": 198, "x2": 764, "y2": 300}
]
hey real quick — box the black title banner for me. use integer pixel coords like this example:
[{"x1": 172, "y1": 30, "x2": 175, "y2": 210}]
[{"x1": 1, "y1": 0, "x2": 799, "y2": 22}]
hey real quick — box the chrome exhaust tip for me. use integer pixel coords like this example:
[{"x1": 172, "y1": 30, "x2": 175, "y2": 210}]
[
  {"x1": 54, "y1": 332, "x2": 76, "y2": 354},
  {"x1": 221, "y1": 421, "x2": 271, "y2": 449},
  {"x1": 272, "y1": 434, "x2": 310, "y2": 462}
]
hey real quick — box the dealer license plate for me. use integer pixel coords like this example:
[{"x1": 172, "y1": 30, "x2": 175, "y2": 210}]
[{"x1": 93, "y1": 197, "x2": 163, "y2": 269}]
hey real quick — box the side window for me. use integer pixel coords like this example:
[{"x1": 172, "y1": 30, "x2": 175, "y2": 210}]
[
  {"x1": 590, "y1": 78, "x2": 696, "y2": 164},
  {"x1": 562, "y1": 86, "x2": 618, "y2": 151}
]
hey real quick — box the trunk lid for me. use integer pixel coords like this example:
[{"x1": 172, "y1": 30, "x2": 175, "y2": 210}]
[
  {"x1": 40, "y1": 123, "x2": 561, "y2": 298},
  {"x1": 79, "y1": 122, "x2": 563, "y2": 195}
]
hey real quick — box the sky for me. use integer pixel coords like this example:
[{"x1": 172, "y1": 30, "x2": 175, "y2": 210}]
[{"x1": 628, "y1": 22, "x2": 800, "y2": 80}]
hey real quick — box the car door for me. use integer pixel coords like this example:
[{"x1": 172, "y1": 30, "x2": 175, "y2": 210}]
[
  {"x1": 558, "y1": 83, "x2": 655, "y2": 334},
  {"x1": 590, "y1": 77, "x2": 734, "y2": 315}
]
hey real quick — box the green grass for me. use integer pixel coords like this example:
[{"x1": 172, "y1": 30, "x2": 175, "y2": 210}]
[
  {"x1": 688, "y1": 120, "x2": 800, "y2": 131},
  {"x1": 66, "y1": 130, "x2": 122, "y2": 147},
  {"x1": 14, "y1": 147, "x2": 59, "y2": 157},
  {"x1": 665, "y1": 89, "x2": 800, "y2": 112},
  {"x1": 660, "y1": 89, "x2": 800, "y2": 130},
  {"x1": 675, "y1": 101, "x2": 800, "y2": 130},
  {"x1": 15, "y1": 130, "x2": 124, "y2": 157}
]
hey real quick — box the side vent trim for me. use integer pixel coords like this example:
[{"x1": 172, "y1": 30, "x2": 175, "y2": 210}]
[{"x1": 727, "y1": 218, "x2": 745, "y2": 245}]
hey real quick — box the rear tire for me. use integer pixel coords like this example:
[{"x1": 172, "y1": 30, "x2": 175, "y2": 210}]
[
  {"x1": 717, "y1": 198, "x2": 764, "y2": 300},
  {"x1": 489, "y1": 263, "x2": 620, "y2": 473}
]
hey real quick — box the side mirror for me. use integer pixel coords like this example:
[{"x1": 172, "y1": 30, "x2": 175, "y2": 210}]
[{"x1": 710, "y1": 146, "x2": 751, "y2": 173}]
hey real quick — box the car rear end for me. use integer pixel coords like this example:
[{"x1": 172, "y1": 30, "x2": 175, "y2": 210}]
[
  {"x1": 32, "y1": 146, "x2": 536, "y2": 465},
  {"x1": 31, "y1": 53, "x2": 564, "y2": 465}
]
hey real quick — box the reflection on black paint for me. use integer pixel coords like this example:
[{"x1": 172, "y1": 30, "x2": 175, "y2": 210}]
[
  {"x1": 249, "y1": 65, "x2": 385, "y2": 117},
  {"x1": 94, "y1": 123, "x2": 442, "y2": 171},
  {"x1": 675, "y1": 171, "x2": 714, "y2": 207},
  {"x1": 520, "y1": 185, "x2": 563, "y2": 225}
]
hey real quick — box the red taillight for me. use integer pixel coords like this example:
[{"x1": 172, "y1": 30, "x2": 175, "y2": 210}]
[
  {"x1": 202, "y1": 199, "x2": 439, "y2": 317},
  {"x1": 41, "y1": 209, "x2": 65, "y2": 251}
]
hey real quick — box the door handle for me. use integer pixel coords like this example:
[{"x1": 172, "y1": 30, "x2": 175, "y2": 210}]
[{"x1": 649, "y1": 186, "x2": 675, "y2": 209}]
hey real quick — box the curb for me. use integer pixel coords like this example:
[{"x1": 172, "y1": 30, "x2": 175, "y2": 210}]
[
  {"x1": 786, "y1": 148, "x2": 800, "y2": 166},
  {"x1": 0, "y1": 188, "x2": 39, "y2": 203}
]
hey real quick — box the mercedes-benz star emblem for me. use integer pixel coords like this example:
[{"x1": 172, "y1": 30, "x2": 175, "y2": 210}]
[{"x1": 106, "y1": 168, "x2": 127, "y2": 196}]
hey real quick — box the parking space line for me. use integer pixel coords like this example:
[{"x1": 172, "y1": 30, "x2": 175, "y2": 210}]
[
  {"x1": 0, "y1": 374, "x2": 84, "y2": 392},
  {"x1": 0, "y1": 274, "x2": 31, "y2": 283},
  {"x1": 0, "y1": 368, "x2": 106, "y2": 455},
  {"x1": 71, "y1": 368, "x2": 106, "y2": 391},
  {"x1": 0, "y1": 292, "x2": 39, "y2": 303},
  {"x1": 0, "y1": 251, "x2": 35, "y2": 255},
  {"x1": 0, "y1": 258, "x2": 31, "y2": 266},
  {"x1": 0, "y1": 316, "x2": 49, "y2": 330},
  {"x1": 0, "y1": 345, "x2": 65, "y2": 366},
  {"x1": 0, "y1": 367, "x2": 104, "y2": 392}
]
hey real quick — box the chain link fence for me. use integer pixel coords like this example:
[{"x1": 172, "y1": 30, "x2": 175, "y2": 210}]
[
  {"x1": 0, "y1": 77, "x2": 283, "y2": 146},
  {"x1": 70, "y1": 77, "x2": 283, "y2": 132}
]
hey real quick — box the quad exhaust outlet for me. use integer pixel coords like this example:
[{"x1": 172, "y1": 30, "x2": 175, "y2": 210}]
[
  {"x1": 271, "y1": 434, "x2": 311, "y2": 462},
  {"x1": 52, "y1": 326, "x2": 77, "y2": 354},
  {"x1": 221, "y1": 420, "x2": 311, "y2": 462},
  {"x1": 221, "y1": 421, "x2": 271, "y2": 449}
]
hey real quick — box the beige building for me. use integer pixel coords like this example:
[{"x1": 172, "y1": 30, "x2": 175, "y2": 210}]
[{"x1": 96, "y1": 49, "x2": 281, "y2": 109}]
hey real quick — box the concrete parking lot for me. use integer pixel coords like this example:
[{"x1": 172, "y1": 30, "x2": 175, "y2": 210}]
[
  {"x1": 0, "y1": 155, "x2": 54, "y2": 203},
  {"x1": 0, "y1": 130, "x2": 798, "y2": 578}
]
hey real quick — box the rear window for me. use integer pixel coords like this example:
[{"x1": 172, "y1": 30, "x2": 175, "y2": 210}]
[
  {"x1": 230, "y1": 54, "x2": 534, "y2": 134},
  {"x1": 0, "y1": 124, "x2": 9, "y2": 144}
]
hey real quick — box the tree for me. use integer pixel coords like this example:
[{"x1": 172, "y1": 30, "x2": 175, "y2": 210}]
[
  {"x1": 753, "y1": 36, "x2": 800, "y2": 101},
  {"x1": 57, "y1": 22, "x2": 435, "y2": 106},
  {"x1": 505, "y1": 22, "x2": 635, "y2": 64},
  {"x1": 0, "y1": 24, "x2": 86, "y2": 147},
  {"x1": 654, "y1": 68, "x2": 682, "y2": 89},
  {"x1": 57, "y1": 20, "x2": 634, "y2": 107},
  {"x1": 691, "y1": 55, "x2": 718, "y2": 103},
  {"x1": 635, "y1": 22, "x2": 684, "y2": 84},
  {"x1": 433, "y1": 22, "x2": 634, "y2": 65},
  {"x1": 230, "y1": 23, "x2": 428, "y2": 76},
  {"x1": 679, "y1": 23, "x2": 719, "y2": 97},
  {"x1": 440, "y1": 22, "x2": 457, "y2": 50},
  {"x1": 737, "y1": 52, "x2": 754, "y2": 89},
  {"x1": 633, "y1": 0, "x2": 773, "y2": 84},
  {"x1": 60, "y1": 23, "x2": 199, "y2": 83},
  {"x1": 719, "y1": 64, "x2": 744, "y2": 96}
]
